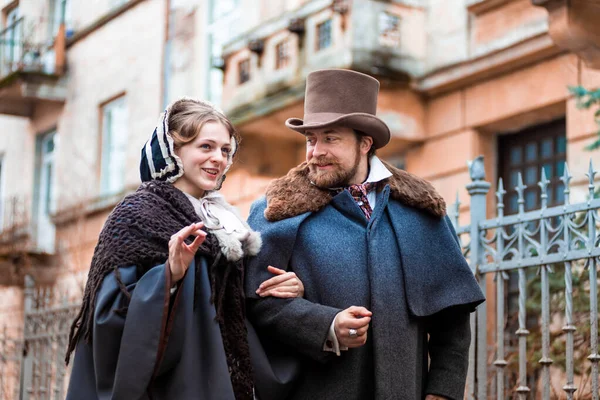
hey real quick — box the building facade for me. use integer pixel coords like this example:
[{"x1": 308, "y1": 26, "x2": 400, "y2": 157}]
[
  {"x1": 0, "y1": 0, "x2": 168, "y2": 333},
  {"x1": 0, "y1": 0, "x2": 599, "y2": 397},
  {"x1": 220, "y1": 0, "x2": 600, "y2": 214}
]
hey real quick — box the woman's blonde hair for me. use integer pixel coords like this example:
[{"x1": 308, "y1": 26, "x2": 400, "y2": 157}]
[{"x1": 168, "y1": 98, "x2": 240, "y2": 155}]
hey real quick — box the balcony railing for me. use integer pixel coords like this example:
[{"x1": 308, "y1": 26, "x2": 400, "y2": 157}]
[
  {"x1": 0, "y1": 16, "x2": 65, "y2": 81},
  {"x1": 0, "y1": 195, "x2": 51, "y2": 256},
  {"x1": 0, "y1": 15, "x2": 68, "y2": 116},
  {"x1": 0, "y1": 195, "x2": 31, "y2": 245}
]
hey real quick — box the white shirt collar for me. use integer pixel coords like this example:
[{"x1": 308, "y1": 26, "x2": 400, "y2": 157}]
[{"x1": 364, "y1": 156, "x2": 392, "y2": 184}]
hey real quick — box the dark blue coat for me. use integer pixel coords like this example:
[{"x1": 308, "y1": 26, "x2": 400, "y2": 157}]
[
  {"x1": 66, "y1": 257, "x2": 237, "y2": 400},
  {"x1": 245, "y1": 163, "x2": 485, "y2": 400}
]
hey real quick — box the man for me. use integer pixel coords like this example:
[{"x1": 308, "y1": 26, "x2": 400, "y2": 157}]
[{"x1": 245, "y1": 69, "x2": 485, "y2": 400}]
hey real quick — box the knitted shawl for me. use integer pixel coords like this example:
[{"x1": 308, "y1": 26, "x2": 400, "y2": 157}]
[{"x1": 65, "y1": 180, "x2": 253, "y2": 399}]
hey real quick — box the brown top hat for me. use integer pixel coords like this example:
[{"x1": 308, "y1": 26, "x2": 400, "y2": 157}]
[{"x1": 286, "y1": 69, "x2": 391, "y2": 149}]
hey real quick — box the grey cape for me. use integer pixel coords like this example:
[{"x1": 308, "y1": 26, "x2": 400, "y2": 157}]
[{"x1": 245, "y1": 161, "x2": 485, "y2": 400}]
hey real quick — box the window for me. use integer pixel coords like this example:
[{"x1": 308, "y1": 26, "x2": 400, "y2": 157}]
[
  {"x1": 238, "y1": 58, "x2": 250, "y2": 84},
  {"x1": 1, "y1": 5, "x2": 21, "y2": 74},
  {"x1": 378, "y1": 11, "x2": 400, "y2": 48},
  {"x1": 499, "y1": 119, "x2": 567, "y2": 214},
  {"x1": 316, "y1": 19, "x2": 332, "y2": 51},
  {"x1": 35, "y1": 130, "x2": 57, "y2": 253},
  {"x1": 207, "y1": 33, "x2": 224, "y2": 104},
  {"x1": 275, "y1": 39, "x2": 290, "y2": 70},
  {"x1": 205, "y1": 0, "x2": 240, "y2": 105},
  {"x1": 49, "y1": 0, "x2": 71, "y2": 38},
  {"x1": 2, "y1": 3, "x2": 19, "y2": 28},
  {"x1": 100, "y1": 96, "x2": 128, "y2": 195}
]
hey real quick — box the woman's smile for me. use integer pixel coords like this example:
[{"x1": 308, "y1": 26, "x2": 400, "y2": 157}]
[{"x1": 202, "y1": 167, "x2": 220, "y2": 178}]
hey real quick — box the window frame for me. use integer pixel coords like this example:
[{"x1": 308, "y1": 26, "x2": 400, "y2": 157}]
[
  {"x1": 275, "y1": 38, "x2": 290, "y2": 70},
  {"x1": 48, "y1": 0, "x2": 68, "y2": 39},
  {"x1": 316, "y1": 19, "x2": 332, "y2": 52},
  {"x1": 207, "y1": 32, "x2": 224, "y2": 104},
  {"x1": 1, "y1": 1, "x2": 19, "y2": 28},
  {"x1": 99, "y1": 94, "x2": 128, "y2": 196},
  {"x1": 1, "y1": 3, "x2": 21, "y2": 72},
  {"x1": 498, "y1": 119, "x2": 567, "y2": 214},
  {"x1": 378, "y1": 11, "x2": 401, "y2": 48},
  {"x1": 33, "y1": 129, "x2": 57, "y2": 253},
  {"x1": 238, "y1": 58, "x2": 250, "y2": 85}
]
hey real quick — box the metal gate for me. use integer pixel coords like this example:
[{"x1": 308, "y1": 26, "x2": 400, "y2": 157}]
[
  {"x1": 0, "y1": 276, "x2": 80, "y2": 400},
  {"x1": 452, "y1": 157, "x2": 600, "y2": 399}
]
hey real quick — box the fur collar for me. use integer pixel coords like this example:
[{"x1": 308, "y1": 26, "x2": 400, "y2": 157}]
[{"x1": 264, "y1": 160, "x2": 446, "y2": 221}]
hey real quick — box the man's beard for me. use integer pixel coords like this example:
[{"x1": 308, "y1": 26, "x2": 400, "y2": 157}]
[{"x1": 307, "y1": 147, "x2": 361, "y2": 188}]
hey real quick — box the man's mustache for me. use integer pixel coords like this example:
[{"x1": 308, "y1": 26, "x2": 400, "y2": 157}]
[{"x1": 308, "y1": 156, "x2": 339, "y2": 167}]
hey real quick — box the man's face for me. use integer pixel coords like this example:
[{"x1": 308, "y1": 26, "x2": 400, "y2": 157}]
[{"x1": 305, "y1": 127, "x2": 369, "y2": 188}]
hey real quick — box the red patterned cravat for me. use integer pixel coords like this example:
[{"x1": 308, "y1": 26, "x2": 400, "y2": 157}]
[{"x1": 346, "y1": 183, "x2": 375, "y2": 220}]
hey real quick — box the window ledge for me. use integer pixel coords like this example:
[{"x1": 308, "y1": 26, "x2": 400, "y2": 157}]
[
  {"x1": 66, "y1": 0, "x2": 147, "y2": 48},
  {"x1": 466, "y1": 0, "x2": 510, "y2": 14}
]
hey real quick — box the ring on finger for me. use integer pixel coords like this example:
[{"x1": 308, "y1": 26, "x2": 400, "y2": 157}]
[{"x1": 348, "y1": 328, "x2": 358, "y2": 338}]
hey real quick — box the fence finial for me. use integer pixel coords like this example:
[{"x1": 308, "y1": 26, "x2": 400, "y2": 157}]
[
  {"x1": 586, "y1": 159, "x2": 597, "y2": 201},
  {"x1": 516, "y1": 172, "x2": 526, "y2": 213},
  {"x1": 561, "y1": 162, "x2": 572, "y2": 206},
  {"x1": 539, "y1": 167, "x2": 549, "y2": 208},
  {"x1": 467, "y1": 155, "x2": 485, "y2": 181},
  {"x1": 497, "y1": 178, "x2": 506, "y2": 217}
]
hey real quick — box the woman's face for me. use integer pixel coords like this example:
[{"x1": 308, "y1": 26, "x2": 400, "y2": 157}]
[{"x1": 174, "y1": 121, "x2": 233, "y2": 198}]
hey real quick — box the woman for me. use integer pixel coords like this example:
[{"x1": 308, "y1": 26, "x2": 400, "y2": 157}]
[{"x1": 65, "y1": 98, "x2": 303, "y2": 399}]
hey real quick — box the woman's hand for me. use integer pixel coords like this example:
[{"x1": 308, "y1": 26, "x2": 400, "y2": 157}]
[
  {"x1": 169, "y1": 222, "x2": 207, "y2": 283},
  {"x1": 256, "y1": 266, "x2": 304, "y2": 298}
]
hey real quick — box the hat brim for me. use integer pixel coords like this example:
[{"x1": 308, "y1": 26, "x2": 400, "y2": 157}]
[{"x1": 285, "y1": 113, "x2": 391, "y2": 149}]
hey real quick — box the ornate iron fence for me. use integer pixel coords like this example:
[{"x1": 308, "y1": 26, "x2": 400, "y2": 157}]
[
  {"x1": 0, "y1": 276, "x2": 79, "y2": 400},
  {"x1": 452, "y1": 157, "x2": 600, "y2": 399}
]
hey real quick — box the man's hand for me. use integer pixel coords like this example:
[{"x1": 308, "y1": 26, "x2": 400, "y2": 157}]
[
  {"x1": 425, "y1": 395, "x2": 448, "y2": 400},
  {"x1": 334, "y1": 306, "x2": 372, "y2": 348}
]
